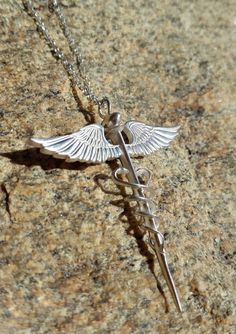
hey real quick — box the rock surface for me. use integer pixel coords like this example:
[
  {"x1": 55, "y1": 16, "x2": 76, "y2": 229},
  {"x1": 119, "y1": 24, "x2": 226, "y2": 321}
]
[{"x1": 0, "y1": 0, "x2": 235, "y2": 333}]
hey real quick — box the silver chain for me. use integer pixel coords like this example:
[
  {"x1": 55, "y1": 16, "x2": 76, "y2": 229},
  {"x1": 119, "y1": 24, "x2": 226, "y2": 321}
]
[{"x1": 22, "y1": 0, "x2": 108, "y2": 112}]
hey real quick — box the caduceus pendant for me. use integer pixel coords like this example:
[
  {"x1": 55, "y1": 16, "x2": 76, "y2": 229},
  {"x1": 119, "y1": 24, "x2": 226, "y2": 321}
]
[{"x1": 31, "y1": 100, "x2": 182, "y2": 312}]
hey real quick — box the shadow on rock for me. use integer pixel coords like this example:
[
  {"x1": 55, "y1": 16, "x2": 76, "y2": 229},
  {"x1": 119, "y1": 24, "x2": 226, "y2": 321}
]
[
  {"x1": 0, "y1": 148, "x2": 89, "y2": 171},
  {"x1": 95, "y1": 161, "x2": 169, "y2": 313}
]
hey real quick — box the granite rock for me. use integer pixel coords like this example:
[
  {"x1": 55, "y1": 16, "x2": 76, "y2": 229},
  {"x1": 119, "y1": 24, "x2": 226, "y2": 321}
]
[{"x1": 0, "y1": 0, "x2": 235, "y2": 333}]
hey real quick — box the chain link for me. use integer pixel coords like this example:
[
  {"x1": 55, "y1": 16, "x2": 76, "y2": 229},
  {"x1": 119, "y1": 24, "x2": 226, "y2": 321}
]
[{"x1": 22, "y1": 0, "x2": 104, "y2": 108}]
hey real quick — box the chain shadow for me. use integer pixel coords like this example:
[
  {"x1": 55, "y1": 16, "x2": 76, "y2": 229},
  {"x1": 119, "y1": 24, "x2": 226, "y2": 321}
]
[
  {"x1": 94, "y1": 160, "x2": 169, "y2": 313},
  {"x1": 70, "y1": 85, "x2": 96, "y2": 124}
]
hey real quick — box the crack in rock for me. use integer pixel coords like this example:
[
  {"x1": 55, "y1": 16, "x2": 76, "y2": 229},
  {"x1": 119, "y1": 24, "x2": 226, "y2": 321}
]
[{"x1": 1, "y1": 183, "x2": 14, "y2": 224}]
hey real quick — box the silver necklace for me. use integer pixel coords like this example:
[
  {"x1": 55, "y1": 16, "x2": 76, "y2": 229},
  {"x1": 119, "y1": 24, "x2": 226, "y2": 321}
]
[{"x1": 23, "y1": 0, "x2": 182, "y2": 312}]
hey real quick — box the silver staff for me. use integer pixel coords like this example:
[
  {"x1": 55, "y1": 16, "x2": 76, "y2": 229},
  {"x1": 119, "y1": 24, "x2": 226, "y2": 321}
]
[{"x1": 31, "y1": 101, "x2": 182, "y2": 312}]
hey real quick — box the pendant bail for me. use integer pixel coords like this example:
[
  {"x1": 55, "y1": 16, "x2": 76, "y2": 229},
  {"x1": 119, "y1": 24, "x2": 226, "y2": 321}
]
[{"x1": 98, "y1": 97, "x2": 112, "y2": 118}]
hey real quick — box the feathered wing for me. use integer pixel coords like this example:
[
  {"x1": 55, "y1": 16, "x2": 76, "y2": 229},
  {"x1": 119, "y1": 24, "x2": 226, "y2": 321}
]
[
  {"x1": 123, "y1": 121, "x2": 180, "y2": 157},
  {"x1": 31, "y1": 124, "x2": 121, "y2": 163}
]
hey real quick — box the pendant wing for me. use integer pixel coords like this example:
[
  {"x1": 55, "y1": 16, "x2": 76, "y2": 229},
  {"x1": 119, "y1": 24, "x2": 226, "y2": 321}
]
[
  {"x1": 123, "y1": 121, "x2": 180, "y2": 157},
  {"x1": 31, "y1": 124, "x2": 121, "y2": 163}
]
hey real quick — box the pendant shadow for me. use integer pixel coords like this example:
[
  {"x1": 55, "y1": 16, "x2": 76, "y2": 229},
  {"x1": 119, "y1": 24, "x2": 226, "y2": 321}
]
[
  {"x1": 0, "y1": 148, "x2": 89, "y2": 171},
  {"x1": 95, "y1": 160, "x2": 169, "y2": 313},
  {"x1": 2, "y1": 147, "x2": 169, "y2": 312}
]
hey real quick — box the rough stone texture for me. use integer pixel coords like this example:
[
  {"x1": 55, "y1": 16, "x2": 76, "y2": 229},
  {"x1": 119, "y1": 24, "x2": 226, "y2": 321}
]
[{"x1": 0, "y1": 1, "x2": 235, "y2": 333}]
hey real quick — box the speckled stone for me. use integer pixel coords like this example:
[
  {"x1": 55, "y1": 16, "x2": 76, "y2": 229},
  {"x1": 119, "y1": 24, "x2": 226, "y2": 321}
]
[{"x1": 0, "y1": 1, "x2": 235, "y2": 333}]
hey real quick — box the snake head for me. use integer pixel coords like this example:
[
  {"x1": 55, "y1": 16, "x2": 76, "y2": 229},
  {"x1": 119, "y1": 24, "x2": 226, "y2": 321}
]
[{"x1": 102, "y1": 112, "x2": 121, "y2": 130}]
